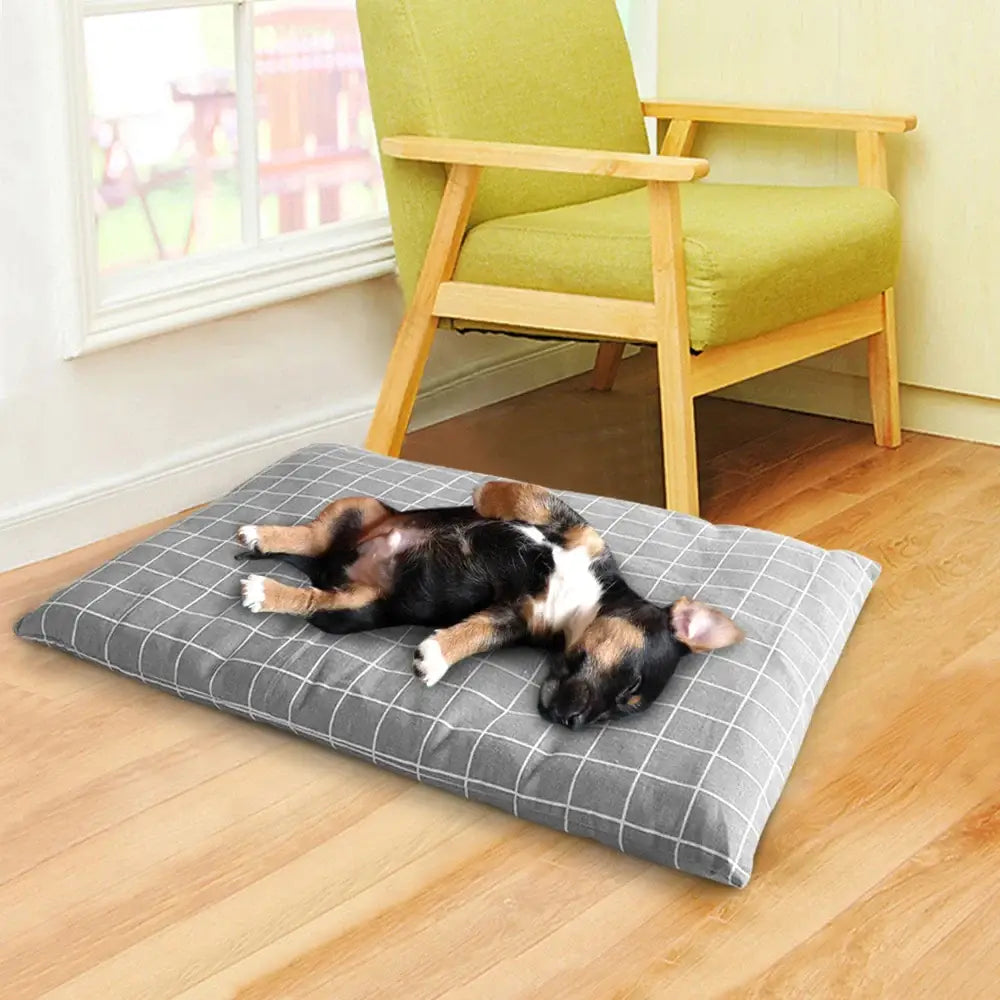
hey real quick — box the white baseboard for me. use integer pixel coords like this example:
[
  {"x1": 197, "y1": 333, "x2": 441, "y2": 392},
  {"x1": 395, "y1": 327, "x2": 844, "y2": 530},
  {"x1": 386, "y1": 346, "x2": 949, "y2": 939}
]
[
  {"x1": 415, "y1": 340, "x2": 606, "y2": 430},
  {"x1": 0, "y1": 340, "x2": 602, "y2": 572},
  {"x1": 18, "y1": 347, "x2": 990, "y2": 575},
  {"x1": 715, "y1": 363, "x2": 1000, "y2": 447}
]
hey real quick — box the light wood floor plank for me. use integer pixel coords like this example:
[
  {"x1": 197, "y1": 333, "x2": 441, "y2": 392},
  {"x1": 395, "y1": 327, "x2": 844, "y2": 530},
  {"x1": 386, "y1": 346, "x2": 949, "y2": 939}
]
[{"x1": 2, "y1": 353, "x2": 997, "y2": 999}]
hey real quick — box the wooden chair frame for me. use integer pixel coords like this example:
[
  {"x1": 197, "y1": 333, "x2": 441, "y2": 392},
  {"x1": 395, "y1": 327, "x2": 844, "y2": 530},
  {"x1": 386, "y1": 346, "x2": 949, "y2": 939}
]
[{"x1": 365, "y1": 101, "x2": 917, "y2": 514}]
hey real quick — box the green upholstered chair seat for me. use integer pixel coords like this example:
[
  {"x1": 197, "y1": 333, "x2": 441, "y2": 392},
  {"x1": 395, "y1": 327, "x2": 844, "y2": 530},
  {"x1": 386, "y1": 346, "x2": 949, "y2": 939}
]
[{"x1": 454, "y1": 183, "x2": 902, "y2": 352}]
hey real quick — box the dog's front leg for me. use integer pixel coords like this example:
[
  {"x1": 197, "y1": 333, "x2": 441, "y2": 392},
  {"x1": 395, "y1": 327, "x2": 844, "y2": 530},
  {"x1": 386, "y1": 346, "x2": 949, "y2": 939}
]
[
  {"x1": 472, "y1": 481, "x2": 564, "y2": 526},
  {"x1": 413, "y1": 604, "x2": 527, "y2": 687},
  {"x1": 472, "y1": 481, "x2": 604, "y2": 556}
]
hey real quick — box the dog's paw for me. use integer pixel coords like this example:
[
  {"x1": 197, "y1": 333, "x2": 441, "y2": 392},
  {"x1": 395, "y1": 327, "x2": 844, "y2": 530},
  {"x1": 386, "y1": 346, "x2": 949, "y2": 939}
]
[
  {"x1": 412, "y1": 636, "x2": 449, "y2": 687},
  {"x1": 236, "y1": 525, "x2": 261, "y2": 553},
  {"x1": 241, "y1": 574, "x2": 268, "y2": 613}
]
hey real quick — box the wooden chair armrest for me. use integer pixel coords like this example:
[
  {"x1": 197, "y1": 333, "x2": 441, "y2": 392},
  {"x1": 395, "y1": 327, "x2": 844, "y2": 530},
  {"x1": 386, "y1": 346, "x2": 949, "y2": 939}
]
[
  {"x1": 641, "y1": 100, "x2": 917, "y2": 134},
  {"x1": 380, "y1": 135, "x2": 709, "y2": 182}
]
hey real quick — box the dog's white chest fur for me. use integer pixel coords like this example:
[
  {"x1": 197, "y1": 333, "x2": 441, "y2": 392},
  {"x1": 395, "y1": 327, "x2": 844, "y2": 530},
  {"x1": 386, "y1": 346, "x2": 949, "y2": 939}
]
[{"x1": 515, "y1": 525, "x2": 602, "y2": 641}]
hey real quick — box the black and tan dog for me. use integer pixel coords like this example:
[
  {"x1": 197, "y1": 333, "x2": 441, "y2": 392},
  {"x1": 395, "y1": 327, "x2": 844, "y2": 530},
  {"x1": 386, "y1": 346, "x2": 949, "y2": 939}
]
[{"x1": 236, "y1": 481, "x2": 742, "y2": 729}]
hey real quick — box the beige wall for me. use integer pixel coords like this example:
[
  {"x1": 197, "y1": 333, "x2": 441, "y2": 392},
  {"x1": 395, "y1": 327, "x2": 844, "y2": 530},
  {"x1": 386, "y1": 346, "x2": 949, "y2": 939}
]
[{"x1": 659, "y1": 1, "x2": 1000, "y2": 438}]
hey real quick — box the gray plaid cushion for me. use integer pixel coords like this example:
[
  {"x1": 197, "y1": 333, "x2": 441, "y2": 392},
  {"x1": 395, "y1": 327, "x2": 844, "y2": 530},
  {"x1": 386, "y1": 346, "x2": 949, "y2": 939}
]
[{"x1": 15, "y1": 444, "x2": 878, "y2": 887}]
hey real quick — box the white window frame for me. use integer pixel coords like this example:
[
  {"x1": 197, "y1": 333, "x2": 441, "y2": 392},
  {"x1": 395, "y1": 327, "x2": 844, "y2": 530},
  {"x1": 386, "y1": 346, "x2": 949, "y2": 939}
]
[
  {"x1": 59, "y1": 0, "x2": 657, "y2": 358},
  {"x1": 61, "y1": 0, "x2": 395, "y2": 357}
]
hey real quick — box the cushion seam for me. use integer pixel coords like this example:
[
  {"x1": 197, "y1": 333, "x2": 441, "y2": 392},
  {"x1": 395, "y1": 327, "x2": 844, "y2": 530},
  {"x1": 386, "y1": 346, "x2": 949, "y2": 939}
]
[
  {"x1": 682, "y1": 235, "x2": 722, "y2": 348},
  {"x1": 399, "y1": 0, "x2": 448, "y2": 167},
  {"x1": 469, "y1": 224, "x2": 648, "y2": 240}
]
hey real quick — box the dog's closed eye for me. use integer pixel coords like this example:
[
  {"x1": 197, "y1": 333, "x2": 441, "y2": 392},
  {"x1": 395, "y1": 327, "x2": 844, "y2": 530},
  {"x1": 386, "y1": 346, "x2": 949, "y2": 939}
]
[{"x1": 616, "y1": 677, "x2": 642, "y2": 708}]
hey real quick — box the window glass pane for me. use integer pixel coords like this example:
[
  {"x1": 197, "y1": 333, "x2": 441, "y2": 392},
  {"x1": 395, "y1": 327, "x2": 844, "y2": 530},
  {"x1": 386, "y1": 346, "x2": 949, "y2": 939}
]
[
  {"x1": 86, "y1": 7, "x2": 241, "y2": 275},
  {"x1": 254, "y1": 0, "x2": 385, "y2": 239}
]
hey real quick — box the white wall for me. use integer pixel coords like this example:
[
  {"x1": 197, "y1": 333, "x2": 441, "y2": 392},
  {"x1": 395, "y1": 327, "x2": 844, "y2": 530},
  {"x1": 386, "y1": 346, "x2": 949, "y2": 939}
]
[
  {"x1": 660, "y1": 1, "x2": 1000, "y2": 443},
  {"x1": 0, "y1": 0, "x2": 597, "y2": 570}
]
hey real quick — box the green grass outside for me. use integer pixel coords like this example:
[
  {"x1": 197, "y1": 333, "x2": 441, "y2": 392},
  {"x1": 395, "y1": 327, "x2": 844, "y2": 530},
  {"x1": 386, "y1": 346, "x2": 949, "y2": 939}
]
[
  {"x1": 98, "y1": 176, "x2": 383, "y2": 273},
  {"x1": 97, "y1": 177, "x2": 243, "y2": 271}
]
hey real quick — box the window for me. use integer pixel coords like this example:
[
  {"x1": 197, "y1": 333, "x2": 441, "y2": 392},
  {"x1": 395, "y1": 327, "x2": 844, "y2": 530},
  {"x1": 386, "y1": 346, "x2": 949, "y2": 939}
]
[
  {"x1": 64, "y1": 0, "x2": 393, "y2": 355},
  {"x1": 61, "y1": 0, "x2": 657, "y2": 356}
]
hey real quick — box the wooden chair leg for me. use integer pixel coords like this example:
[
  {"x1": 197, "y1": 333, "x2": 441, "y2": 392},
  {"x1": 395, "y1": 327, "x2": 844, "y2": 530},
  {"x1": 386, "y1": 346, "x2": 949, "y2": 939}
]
[
  {"x1": 656, "y1": 353, "x2": 699, "y2": 515},
  {"x1": 366, "y1": 164, "x2": 482, "y2": 456},
  {"x1": 591, "y1": 343, "x2": 625, "y2": 391},
  {"x1": 855, "y1": 134, "x2": 902, "y2": 450},
  {"x1": 868, "y1": 288, "x2": 902, "y2": 448},
  {"x1": 649, "y1": 180, "x2": 699, "y2": 515},
  {"x1": 365, "y1": 300, "x2": 439, "y2": 457}
]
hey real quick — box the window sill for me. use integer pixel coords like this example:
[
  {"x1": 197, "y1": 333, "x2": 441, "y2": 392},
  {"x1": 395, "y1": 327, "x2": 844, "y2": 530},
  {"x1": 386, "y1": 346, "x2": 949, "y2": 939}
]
[{"x1": 71, "y1": 216, "x2": 396, "y2": 357}]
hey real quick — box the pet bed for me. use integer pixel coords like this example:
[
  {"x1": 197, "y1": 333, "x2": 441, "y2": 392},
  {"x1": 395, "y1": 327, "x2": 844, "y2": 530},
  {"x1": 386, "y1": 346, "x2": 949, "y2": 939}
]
[{"x1": 15, "y1": 444, "x2": 878, "y2": 887}]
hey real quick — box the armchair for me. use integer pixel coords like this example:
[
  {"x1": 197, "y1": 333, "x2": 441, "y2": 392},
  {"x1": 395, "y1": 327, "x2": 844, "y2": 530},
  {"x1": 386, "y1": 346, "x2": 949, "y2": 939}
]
[{"x1": 358, "y1": 0, "x2": 915, "y2": 515}]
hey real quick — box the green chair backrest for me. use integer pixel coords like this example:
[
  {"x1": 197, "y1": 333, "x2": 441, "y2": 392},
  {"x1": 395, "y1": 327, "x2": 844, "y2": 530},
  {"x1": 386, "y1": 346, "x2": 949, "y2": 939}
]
[{"x1": 357, "y1": 0, "x2": 649, "y2": 300}]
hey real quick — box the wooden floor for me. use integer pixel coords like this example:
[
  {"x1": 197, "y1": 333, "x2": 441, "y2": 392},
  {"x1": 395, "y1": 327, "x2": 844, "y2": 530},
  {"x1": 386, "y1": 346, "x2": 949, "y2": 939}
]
[{"x1": 4, "y1": 353, "x2": 1000, "y2": 999}]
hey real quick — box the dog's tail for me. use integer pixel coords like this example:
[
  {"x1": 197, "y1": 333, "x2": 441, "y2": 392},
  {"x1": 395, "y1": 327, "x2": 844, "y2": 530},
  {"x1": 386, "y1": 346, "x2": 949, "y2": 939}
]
[{"x1": 234, "y1": 549, "x2": 327, "y2": 586}]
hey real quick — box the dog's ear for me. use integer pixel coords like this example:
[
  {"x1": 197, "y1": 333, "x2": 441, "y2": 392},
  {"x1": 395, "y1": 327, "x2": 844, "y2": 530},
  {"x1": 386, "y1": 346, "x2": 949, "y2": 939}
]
[{"x1": 670, "y1": 597, "x2": 743, "y2": 652}]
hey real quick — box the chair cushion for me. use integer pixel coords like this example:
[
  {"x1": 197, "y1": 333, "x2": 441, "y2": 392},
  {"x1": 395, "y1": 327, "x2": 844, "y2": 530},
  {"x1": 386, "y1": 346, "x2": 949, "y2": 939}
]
[
  {"x1": 454, "y1": 183, "x2": 902, "y2": 351},
  {"x1": 358, "y1": 0, "x2": 649, "y2": 301},
  {"x1": 15, "y1": 445, "x2": 880, "y2": 888}
]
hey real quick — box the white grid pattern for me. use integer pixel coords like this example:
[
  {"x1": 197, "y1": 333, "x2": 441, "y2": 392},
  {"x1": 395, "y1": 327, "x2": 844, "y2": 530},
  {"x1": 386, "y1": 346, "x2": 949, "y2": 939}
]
[{"x1": 16, "y1": 444, "x2": 880, "y2": 888}]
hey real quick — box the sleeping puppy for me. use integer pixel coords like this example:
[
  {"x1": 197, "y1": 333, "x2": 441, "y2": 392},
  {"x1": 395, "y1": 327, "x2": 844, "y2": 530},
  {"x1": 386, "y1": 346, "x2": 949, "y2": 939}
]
[{"x1": 235, "y1": 481, "x2": 742, "y2": 729}]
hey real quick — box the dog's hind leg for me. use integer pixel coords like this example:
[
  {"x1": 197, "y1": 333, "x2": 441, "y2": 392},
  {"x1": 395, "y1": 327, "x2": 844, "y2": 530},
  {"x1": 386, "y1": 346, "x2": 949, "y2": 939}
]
[
  {"x1": 236, "y1": 496, "x2": 395, "y2": 559},
  {"x1": 241, "y1": 576, "x2": 380, "y2": 617}
]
